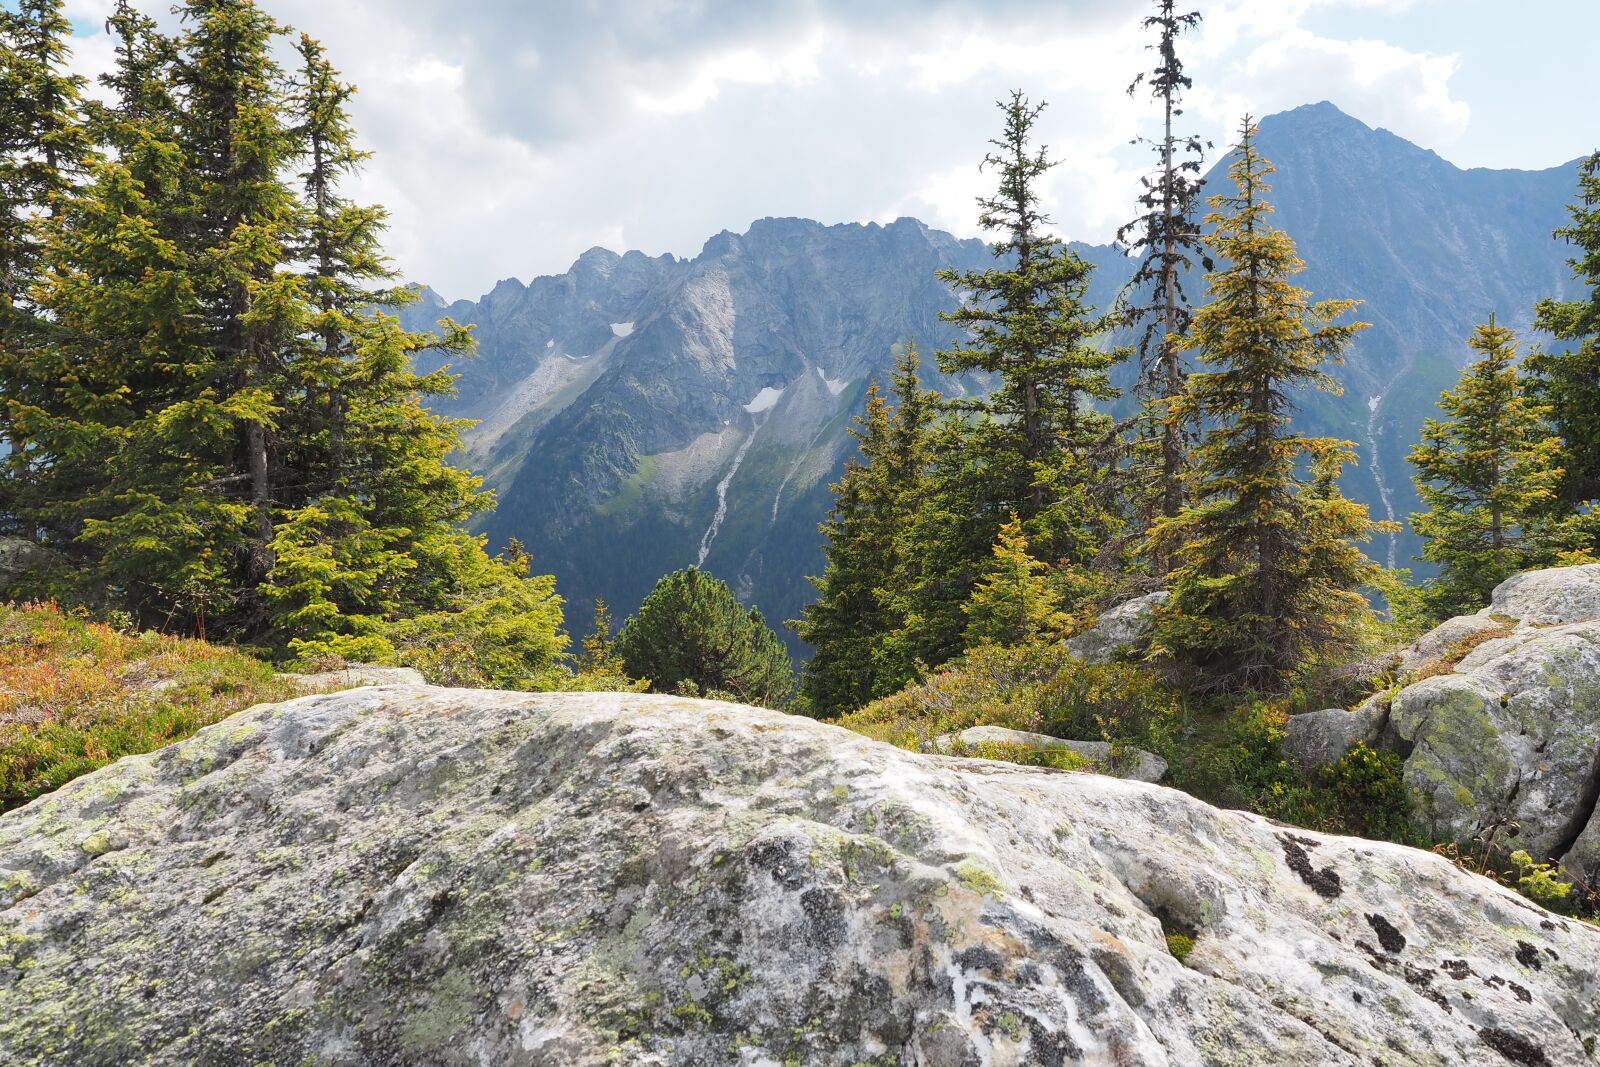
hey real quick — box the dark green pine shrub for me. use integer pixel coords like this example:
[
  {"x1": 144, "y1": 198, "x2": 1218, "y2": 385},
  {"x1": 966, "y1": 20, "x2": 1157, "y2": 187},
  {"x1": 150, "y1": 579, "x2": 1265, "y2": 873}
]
[{"x1": 615, "y1": 568, "x2": 793, "y2": 708}]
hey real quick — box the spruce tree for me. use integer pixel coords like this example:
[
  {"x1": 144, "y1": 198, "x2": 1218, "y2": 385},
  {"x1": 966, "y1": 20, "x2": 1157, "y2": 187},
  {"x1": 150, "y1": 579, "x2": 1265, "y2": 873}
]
[
  {"x1": 1411, "y1": 317, "x2": 1574, "y2": 618},
  {"x1": 0, "y1": 0, "x2": 567, "y2": 681},
  {"x1": 874, "y1": 412, "x2": 993, "y2": 679},
  {"x1": 617, "y1": 568, "x2": 793, "y2": 708},
  {"x1": 1150, "y1": 119, "x2": 1386, "y2": 692},
  {"x1": 0, "y1": 0, "x2": 91, "y2": 530},
  {"x1": 936, "y1": 91, "x2": 1121, "y2": 565},
  {"x1": 796, "y1": 345, "x2": 934, "y2": 716},
  {"x1": 962, "y1": 515, "x2": 1065, "y2": 648},
  {"x1": 1116, "y1": 0, "x2": 1210, "y2": 562},
  {"x1": 1528, "y1": 151, "x2": 1600, "y2": 516},
  {"x1": 0, "y1": 0, "x2": 88, "y2": 318}
]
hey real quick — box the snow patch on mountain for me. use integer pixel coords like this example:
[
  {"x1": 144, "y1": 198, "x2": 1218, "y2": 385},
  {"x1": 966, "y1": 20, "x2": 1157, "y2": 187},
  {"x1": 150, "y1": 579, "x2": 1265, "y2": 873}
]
[
  {"x1": 816, "y1": 367, "x2": 848, "y2": 396},
  {"x1": 743, "y1": 386, "x2": 785, "y2": 414}
]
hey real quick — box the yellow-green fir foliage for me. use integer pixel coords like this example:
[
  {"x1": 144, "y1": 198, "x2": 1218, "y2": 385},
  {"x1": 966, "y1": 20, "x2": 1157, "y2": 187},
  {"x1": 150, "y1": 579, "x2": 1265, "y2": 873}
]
[
  {"x1": 963, "y1": 515, "x2": 1066, "y2": 649},
  {"x1": 1410, "y1": 317, "x2": 1585, "y2": 619},
  {"x1": 1150, "y1": 118, "x2": 1388, "y2": 694}
]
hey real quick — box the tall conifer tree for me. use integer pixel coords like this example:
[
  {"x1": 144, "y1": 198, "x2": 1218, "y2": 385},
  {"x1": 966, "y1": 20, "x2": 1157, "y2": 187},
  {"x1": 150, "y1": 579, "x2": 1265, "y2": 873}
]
[
  {"x1": 936, "y1": 92, "x2": 1120, "y2": 565},
  {"x1": 0, "y1": 0, "x2": 566, "y2": 681},
  {"x1": 1117, "y1": 0, "x2": 1210, "y2": 563},
  {"x1": 0, "y1": 0, "x2": 90, "y2": 528},
  {"x1": 797, "y1": 345, "x2": 934, "y2": 716},
  {"x1": 1411, "y1": 317, "x2": 1574, "y2": 618},
  {"x1": 1151, "y1": 120, "x2": 1386, "y2": 692},
  {"x1": 1528, "y1": 151, "x2": 1600, "y2": 517}
]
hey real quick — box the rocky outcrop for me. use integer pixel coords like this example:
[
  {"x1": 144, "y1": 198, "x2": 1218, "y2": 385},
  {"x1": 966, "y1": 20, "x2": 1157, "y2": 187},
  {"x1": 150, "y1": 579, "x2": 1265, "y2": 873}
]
[
  {"x1": 0, "y1": 537, "x2": 57, "y2": 592},
  {"x1": 1282, "y1": 704, "x2": 1389, "y2": 770},
  {"x1": 934, "y1": 724, "x2": 1169, "y2": 783},
  {"x1": 1064, "y1": 590, "x2": 1168, "y2": 665},
  {"x1": 4, "y1": 687, "x2": 1598, "y2": 1065},
  {"x1": 1291, "y1": 565, "x2": 1600, "y2": 886}
]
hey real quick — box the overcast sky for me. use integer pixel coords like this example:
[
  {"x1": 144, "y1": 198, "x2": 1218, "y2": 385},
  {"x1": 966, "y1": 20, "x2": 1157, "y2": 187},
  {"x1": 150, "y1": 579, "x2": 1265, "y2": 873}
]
[{"x1": 59, "y1": 0, "x2": 1596, "y2": 300}]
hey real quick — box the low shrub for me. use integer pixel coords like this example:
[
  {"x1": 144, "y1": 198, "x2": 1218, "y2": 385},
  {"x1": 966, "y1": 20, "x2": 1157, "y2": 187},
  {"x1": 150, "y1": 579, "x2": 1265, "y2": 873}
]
[
  {"x1": 840, "y1": 642, "x2": 1179, "y2": 754},
  {"x1": 840, "y1": 642, "x2": 1423, "y2": 846},
  {"x1": 0, "y1": 603, "x2": 313, "y2": 810}
]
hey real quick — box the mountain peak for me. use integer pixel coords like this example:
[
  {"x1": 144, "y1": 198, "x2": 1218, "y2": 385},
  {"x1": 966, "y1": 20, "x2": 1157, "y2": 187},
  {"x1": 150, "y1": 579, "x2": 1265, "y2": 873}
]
[{"x1": 1259, "y1": 100, "x2": 1372, "y2": 137}]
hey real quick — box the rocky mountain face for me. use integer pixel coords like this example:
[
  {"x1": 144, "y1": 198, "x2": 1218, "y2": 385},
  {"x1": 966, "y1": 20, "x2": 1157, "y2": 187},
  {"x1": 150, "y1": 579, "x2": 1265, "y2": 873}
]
[
  {"x1": 1233, "y1": 103, "x2": 1580, "y2": 572},
  {"x1": 406, "y1": 102, "x2": 1580, "y2": 650},
  {"x1": 5, "y1": 685, "x2": 1599, "y2": 1065}
]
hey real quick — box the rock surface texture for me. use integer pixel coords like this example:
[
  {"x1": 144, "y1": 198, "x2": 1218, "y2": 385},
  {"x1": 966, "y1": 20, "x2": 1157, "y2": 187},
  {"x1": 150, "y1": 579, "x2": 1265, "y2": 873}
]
[
  {"x1": 1293, "y1": 565, "x2": 1600, "y2": 886},
  {"x1": 4, "y1": 687, "x2": 1598, "y2": 1066},
  {"x1": 1282, "y1": 705, "x2": 1389, "y2": 771},
  {"x1": 1063, "y1": 591, "x2": 1168, "y2": 665},
  {"x1": 277, "y1": 663, "x2": 428, "y2": 688}
]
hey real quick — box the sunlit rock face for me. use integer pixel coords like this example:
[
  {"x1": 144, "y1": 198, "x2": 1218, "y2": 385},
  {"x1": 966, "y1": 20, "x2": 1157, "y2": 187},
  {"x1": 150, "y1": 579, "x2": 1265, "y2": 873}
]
[
  {"x1": 4, "y1": 687, "x2": 1597, "y2": 1065},
  {"x1": 1288, "y1": 564, "x2": 1600, "y2": 888}
]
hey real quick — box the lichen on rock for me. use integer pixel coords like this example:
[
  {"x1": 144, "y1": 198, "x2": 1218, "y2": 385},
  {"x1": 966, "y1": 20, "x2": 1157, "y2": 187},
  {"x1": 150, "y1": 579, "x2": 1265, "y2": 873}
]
[{"x1": 1, "y1": 687, "x2": 1597, "y2": 1065}]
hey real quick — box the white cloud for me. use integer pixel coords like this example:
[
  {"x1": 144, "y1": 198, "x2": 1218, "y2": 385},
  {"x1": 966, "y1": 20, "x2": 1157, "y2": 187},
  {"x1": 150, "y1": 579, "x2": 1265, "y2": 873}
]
[
  {"x1": 58, "y1": 0, "x2": 1473, "y2": 298},
  {"x1": 1227, "y1": 29, "x2": 1468, "y2": 143}
]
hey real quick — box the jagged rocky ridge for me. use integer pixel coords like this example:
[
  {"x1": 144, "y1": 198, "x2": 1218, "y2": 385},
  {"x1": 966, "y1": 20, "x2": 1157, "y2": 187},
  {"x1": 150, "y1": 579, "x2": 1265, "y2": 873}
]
[
  {"x1": 405, "y1": 103, "x2": 1580, "y2": 646},
  {"x1": 3, "y1": 687, "x2": 1598, "y2": 1064}
]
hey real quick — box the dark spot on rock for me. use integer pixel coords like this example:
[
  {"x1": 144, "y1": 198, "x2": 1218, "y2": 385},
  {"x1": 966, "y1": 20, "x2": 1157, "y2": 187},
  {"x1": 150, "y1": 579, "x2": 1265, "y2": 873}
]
[
  {"x1": 1279, "y1": 834, "x2": 1342, "y2": 899},
  {"x1": 1509, "y1": 981, "x2": 1532, "y2": 1004},
  {"x1": 1365, "y1": 913, "x2": 1405, "y2": 954},
  {"x1": 1440, "y1": 959, "x2": 1473, "y2": 980},
  {"x1": 1024, "y1": 1014, "x2": 1081, "y2": 1066},
  {"x1": 957, "y1": 945, "x2": 1005, "y2": 976},
  {"x1": 1544, "y1": 946, "x2": 1558, "y2": 961},
  {"x1": 1352, "y1": 991, "x2": 1363, "y2": 1004},
  {"x1": 1479, "y1": 1027, "x2": 1550, "y2": 1065},
  {"x1": 1402, "y1": 963, "x2": 1450, "y2": 1013},
  {"x1": 746, "y1": 837, "x2": 806, "y2": 889},
  {"x1": 800, "y1": 887, "x2": 848, "y2": 948},
  {"x1": 1515, "y1": 941, "x2": 1543, "y2": 971},
  {"x1": 1484, "y1": 974, "x2": 1506, "y2": 989},
  {"x1": 1539, "y1": 919, "x2": 1556, "y2": 931}
]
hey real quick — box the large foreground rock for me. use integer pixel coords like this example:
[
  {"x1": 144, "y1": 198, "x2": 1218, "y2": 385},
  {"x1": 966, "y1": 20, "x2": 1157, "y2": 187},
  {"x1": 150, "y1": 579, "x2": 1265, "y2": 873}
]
[{"x1": 3, "y1": 688, "x2": 1598, "y2": 1066}]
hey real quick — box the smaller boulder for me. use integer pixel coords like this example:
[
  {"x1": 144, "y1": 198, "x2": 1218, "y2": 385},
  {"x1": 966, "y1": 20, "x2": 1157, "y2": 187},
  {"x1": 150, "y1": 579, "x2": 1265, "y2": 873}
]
[
  {"x1": 277, "y1": 664, "x2": 427, "y2": 689},
  {"x1": 1396, "y1": 612, "x2": 1508, "y2": 675},
  {"x1": 0, "y1": 536, "x2": 59, "y2": 591},
  {"x1": 1489, "y1": 563, "x2": 1600, "y2": 626},
  {"x1": 1282, "y1": 705, "x2": 1388, "y2": 770},
  {"x1": 935, "y1": 724, "x2": 1168, "y2": 783},
  {"x1": 1064, "y1": 591, "x2": 1168, "y2": 665}
]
